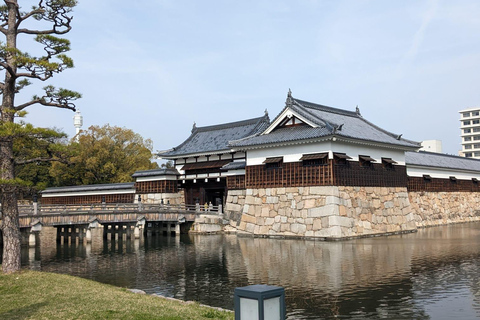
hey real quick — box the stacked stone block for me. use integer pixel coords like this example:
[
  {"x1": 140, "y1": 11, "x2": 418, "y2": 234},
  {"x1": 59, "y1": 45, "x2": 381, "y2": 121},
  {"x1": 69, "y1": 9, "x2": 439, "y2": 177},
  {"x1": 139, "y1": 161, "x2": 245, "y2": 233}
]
[
  {"x1": 226, "y1": 186, "x2": 417, "y2": 239},
  {"x1": 409, "y1": 191, "x2": 480, "y2": 227}
]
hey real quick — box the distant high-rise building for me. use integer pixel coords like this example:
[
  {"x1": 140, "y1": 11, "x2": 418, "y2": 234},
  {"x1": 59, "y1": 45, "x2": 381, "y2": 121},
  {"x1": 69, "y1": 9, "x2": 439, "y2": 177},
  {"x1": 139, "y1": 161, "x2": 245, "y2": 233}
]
[
  {"x1": 420, "y1": 140, "x2": 442, "y2": 153},
  {"x1": 459, "y1": 108, "x2": 480, "y2": 158}
]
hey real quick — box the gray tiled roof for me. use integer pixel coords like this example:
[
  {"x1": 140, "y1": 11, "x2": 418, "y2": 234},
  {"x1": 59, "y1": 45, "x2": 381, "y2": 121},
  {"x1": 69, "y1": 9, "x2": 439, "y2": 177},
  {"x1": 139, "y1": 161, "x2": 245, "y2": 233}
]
[
  {"x1": 41, "y1": 183, "x2": 135, "y2": 194},
  {"x1": 406, "y1": 151, "x2": 480, "y2": 172},
  {"x1": 230, "y1": 96, "x2": 421, "y2": 149},
  {"x1": 132, "y1": 168, "x2": 179, "y2": 178},
  {"x1": 160, "y1": 115, "x2": 270, "y2": 158},
  {"x1": 221, "y1": 161, "x2": 246, "y2": 170}
]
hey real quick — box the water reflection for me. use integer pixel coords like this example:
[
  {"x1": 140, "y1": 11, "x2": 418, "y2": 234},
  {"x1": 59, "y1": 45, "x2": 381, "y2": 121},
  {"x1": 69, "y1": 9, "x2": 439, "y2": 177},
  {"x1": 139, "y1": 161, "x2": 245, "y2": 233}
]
[{"x1": 2, "y1": 223, "x2": 480, "y2": 319}]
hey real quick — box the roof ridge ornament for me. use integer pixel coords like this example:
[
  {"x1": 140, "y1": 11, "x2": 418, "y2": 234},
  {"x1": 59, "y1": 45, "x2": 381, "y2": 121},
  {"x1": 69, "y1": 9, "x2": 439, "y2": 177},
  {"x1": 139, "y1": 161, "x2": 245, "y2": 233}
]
[
  {"x1": 286, "y1": 89, "x2": 293, "y2": 107},
  {"x1": 355, "y1": 105, "x2": 361, "y2": 116},
  {"x1": 264, "y1": 108, "x2": 268, "y2": 117},
  {"x1": 192, "y1": 121, "x2": 197, "y2": 133}
]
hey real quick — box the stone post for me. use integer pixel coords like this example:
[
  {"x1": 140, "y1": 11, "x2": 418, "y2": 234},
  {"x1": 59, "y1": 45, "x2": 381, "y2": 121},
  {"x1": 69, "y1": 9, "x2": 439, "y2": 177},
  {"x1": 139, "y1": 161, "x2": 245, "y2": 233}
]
[
  {"x1": 175, "y1": 223, "x2": 180, "y2": 235},
  {"x1": 28, "y1": 232, "x2": 36, "y2": 247},
  {"x1": 86, "y1": 228, "x2": 92, "y2": 243},
  {"x1": 134, "y1": 226, "x2": 140, "y2": 239}
]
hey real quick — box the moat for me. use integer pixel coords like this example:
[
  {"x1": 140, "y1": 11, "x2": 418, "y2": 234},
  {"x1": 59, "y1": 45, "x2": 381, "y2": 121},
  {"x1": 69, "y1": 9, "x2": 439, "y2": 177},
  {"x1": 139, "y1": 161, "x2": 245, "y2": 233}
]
[{"x1": 3, "y1": 223, "x2": 480, "y2": 319}]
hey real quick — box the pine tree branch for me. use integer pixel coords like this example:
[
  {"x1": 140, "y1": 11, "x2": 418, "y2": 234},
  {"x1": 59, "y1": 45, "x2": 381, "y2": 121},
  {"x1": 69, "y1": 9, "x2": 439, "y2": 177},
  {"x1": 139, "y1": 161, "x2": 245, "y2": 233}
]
[
  {"x1": 15, "y1": 72, "x2": 53, "y2": 81},
  {"x1": 14, "y1": 86, "x2": 80, "y2": 111}
]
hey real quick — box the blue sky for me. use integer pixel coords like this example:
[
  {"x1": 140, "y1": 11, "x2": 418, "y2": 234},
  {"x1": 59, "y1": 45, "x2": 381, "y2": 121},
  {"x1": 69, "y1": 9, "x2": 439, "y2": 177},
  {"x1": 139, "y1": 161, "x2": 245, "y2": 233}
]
[{"x1": 19, "y1": 0, "x2": 480, "y2": 156}]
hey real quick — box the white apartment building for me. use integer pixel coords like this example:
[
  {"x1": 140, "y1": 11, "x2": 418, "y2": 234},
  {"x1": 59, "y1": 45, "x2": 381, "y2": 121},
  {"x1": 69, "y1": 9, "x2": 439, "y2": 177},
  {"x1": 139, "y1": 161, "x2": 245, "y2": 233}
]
[{"x1": 460, "y1": 108, "x2": 480, "y2": 158}]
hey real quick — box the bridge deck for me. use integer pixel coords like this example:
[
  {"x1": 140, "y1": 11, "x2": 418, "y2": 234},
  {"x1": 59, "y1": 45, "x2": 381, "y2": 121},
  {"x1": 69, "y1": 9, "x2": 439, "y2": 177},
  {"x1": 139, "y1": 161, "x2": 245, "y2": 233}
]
[{"x1": 7, "y1": 203, "x2": 221, "y2": 228}]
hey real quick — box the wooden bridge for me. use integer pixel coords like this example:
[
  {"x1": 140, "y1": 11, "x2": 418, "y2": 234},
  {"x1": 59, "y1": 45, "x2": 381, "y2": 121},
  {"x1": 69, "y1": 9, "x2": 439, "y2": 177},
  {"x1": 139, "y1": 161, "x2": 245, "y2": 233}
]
[
  {"x1": 16, "y1": 203, "x2": 222, "y2": 228},
  {"x1": 1, "y1": 203, "x2": 223, "y2": 246}
]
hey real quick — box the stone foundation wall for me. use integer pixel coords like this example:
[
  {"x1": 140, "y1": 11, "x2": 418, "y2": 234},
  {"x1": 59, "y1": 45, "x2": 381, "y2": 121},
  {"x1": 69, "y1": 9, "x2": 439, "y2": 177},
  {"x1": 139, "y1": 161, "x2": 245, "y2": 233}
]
[
  {"x1": 139, "y1": 190, "x2": 185, "y2": 205},
  {"x1": 409, "y1": 191, "x2": 480, "y2": 227},
  {"x1": 225, "y1": 186, "x2": 416, "y2": 239},
  {"x1": 224, "y1": 189, "x2": 247, "y2": 227}
]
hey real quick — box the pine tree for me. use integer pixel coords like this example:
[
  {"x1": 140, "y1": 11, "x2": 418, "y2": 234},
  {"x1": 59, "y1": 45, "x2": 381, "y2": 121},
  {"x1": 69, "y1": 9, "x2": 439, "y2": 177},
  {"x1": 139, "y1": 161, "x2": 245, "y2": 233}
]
[{"x1": 0, "y1": 0, "x2": 80, "y2": 273}]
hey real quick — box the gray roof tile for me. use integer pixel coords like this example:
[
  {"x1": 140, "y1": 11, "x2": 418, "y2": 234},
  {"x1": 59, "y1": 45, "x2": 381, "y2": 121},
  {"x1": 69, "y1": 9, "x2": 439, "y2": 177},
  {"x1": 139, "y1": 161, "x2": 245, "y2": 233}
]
[
  {"x1": 230, "y1": 96, "x2": 420, "y2": 149},
  {"x1": 160, "y1": 115, "x2": 270, "y2": 158},
  {"x1": 406, "y1": 151, "x2": 480, "y2": 172},
  {"x1": 132, "y1": 168, "x2": 179, "y2": 178},
  {"x1": 221, "y1": 161, "x2": 246, "y2": 170},
  {"x1": 42, "y1": 183, "x2": 135, "y2": 194}
]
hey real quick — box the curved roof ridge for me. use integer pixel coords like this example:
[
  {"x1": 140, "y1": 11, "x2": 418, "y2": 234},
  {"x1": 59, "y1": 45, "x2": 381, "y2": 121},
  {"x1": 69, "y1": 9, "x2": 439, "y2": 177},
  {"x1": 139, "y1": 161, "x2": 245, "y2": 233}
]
[
  {"x1": 292, "y1": 99, "x2": 335, "y2": 129},
  {"x1": 294, "y1": 98, "x2": 358, "y2": 117},
  {"x1": 195, "y1": 116, "x2": 267, "y2": 133}
]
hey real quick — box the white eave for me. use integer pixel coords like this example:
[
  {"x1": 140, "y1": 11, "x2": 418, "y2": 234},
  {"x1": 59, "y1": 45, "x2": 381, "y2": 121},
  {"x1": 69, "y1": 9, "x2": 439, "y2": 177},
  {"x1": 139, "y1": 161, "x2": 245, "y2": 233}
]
[{"x1": 231, "y1": 135, "x2": 420, "y2": 153}]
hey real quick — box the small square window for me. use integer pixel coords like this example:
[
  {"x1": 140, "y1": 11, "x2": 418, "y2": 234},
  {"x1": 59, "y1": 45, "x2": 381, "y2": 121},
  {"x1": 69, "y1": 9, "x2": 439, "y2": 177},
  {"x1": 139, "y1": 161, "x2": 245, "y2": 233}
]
[
  {"x1": 333, "y1": 153, "x2": 351, "y2": 166},
  {"x1": 301, "y1": 153, "x2": 328, "y2": 166},
  {"x1": 359, "y1": 155, "x2": 375, "y2": 167},
  {"x1": 382, "y1": 157, "x2": 397, "y2": 170},
  {"x1": 263, "y1": 157, "x2": 283, "y2": 169}
]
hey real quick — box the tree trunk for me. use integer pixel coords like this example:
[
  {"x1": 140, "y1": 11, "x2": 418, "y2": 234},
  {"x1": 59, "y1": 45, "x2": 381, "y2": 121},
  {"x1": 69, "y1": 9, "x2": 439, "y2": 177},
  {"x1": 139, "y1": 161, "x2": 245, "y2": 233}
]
[
  {"x1": 1, "y1": 1, "x2": 21, "y2": 273},
  {"x1": 1, "y1": 185, "x2": 20, "y2": 273}
]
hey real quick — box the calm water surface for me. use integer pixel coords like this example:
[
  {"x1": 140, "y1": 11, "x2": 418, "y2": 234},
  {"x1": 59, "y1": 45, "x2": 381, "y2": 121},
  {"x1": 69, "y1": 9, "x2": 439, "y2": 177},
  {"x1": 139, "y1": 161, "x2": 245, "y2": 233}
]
[{"x1": 4, "y1": 223, "x2": 480, "y2": 319}]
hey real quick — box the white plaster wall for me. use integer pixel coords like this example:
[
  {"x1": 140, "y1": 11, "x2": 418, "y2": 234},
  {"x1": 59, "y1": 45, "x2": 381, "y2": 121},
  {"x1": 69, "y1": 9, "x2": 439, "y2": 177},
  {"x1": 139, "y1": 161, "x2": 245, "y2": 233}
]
[
  {"x1": 247, "y1": 141, "x2": 406, "y2": 166},
  {"x1": 407, "y1": 165, "x2": 480, "y2": 180}
]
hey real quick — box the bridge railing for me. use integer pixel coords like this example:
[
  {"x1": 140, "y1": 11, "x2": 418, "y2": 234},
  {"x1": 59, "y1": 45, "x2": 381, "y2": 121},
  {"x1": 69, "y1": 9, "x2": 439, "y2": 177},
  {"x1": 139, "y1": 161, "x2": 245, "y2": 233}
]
[{"x1": 15, "y1": 203, "x2": 223, "y2": 216}]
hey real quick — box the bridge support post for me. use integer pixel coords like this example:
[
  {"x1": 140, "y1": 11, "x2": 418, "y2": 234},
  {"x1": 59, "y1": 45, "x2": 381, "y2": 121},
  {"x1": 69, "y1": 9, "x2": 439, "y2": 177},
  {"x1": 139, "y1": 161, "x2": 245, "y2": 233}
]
[
  {"x1": 134, "y1": 226, "x2": 140, "y2": 239},
  {"x1": 28, "y1": 232, "x2": 36, "y2": 247},
  {"x1": 167, "y1": 223, "x2": 171, "y2": 235},
  {"x1": 175, "y1": 223, "x2": 180, "y2": 235},
  {"x1": 86, "y1": 228, "x2": 92, "y2": 243},
  {"x1": 29, "y1": 220, "x2": 42, "y2": 247}
]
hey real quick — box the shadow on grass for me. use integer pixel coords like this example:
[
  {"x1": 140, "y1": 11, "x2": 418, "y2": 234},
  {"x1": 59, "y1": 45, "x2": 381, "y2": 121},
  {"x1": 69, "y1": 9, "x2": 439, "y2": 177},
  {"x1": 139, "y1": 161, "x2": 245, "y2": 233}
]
[{"x1": 0, "y1": 302, "x2": 48, "y2": 320}]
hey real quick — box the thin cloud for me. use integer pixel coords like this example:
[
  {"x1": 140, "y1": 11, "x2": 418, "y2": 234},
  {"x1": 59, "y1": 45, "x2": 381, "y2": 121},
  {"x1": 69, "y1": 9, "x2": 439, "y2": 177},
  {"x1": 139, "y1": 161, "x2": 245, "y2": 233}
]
[{"x1": 400, "y1": 0, "x2": 438, "y2": 68}]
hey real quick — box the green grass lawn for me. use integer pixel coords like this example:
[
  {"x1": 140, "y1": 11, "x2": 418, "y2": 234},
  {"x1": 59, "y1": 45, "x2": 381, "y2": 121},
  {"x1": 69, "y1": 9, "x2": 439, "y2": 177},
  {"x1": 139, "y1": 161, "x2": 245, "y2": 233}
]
[{"x1": 0, "y1": 270, "x2": 234, "y2": 320}]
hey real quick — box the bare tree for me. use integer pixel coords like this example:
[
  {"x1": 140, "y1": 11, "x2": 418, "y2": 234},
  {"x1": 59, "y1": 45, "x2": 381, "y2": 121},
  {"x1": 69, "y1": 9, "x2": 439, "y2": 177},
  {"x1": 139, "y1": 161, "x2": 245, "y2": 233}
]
[{"x1": 0, "y1": 0, "x2": 80, "y2": 273}]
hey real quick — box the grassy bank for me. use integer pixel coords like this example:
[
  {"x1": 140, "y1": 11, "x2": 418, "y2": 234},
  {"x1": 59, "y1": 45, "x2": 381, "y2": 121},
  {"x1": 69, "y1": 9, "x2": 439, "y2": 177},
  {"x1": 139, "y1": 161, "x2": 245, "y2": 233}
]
[{"x1": 0, "y1": 270, "x2": 234, "y2": 320}]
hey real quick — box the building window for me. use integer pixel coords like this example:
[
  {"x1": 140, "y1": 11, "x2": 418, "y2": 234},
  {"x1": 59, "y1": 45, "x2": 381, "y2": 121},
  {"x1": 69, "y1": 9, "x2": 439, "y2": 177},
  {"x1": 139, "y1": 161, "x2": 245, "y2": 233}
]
[
  {"x1": 381, "y1": 157, "x2": 397, "y2": 170},
  {"x1": 474, "y1": 152, "x2": 480, "y2": 157},
  {"x1": 359, "y1": 155, "x2": 376, "y2": 167},
  {"x1": 423, "y1": 174, "x2": 432, "y2": 181},
  {"x1": 450, "y1": 176, "x2": 457, "y2": 183},
  {"x1": 474, "y1": 111, "x2": 480, "y2": 116},
  {"x1": 474, "y1": 144, "x2": 480, "y2": 149},
  {"x1": 463, "y1": 112, "x2": 471, "y2": 117},
  {"x1": 473, "y1": 178, "x2": 478, "y2": 184},
  {"x1": 474, "y1": 136, "x2": 480, "y2": 141},
  {"x1": 263, "y1": 157, "x2": 283, "y2": 169},
  {"x1": 465, "y1": 153, "x2": 473, "y2": 157},
  {"x1": 464, "y1": 128, "x2": 471, "y2": 134},
  {"x1": 474, "y1": 120, "x2": 480, "y2": 125},
  {"x1": 473, "y1": 127, "x2": 480, "y2": 133},
  {"x1": 300, "y1": 153, "x2": 328, "y2": 166},
  {"x1": 465, "y1": 136, "x2": 472, "y2": 141},
  {"x1": 465, "y1": 145, "x2": 472, "y2": 149},
  {"x1": 333, "y1": 152, "x2": 352, "y2": 166},
  {"x1": 464, "y1": 120, "x2": 471, "y2": 125}
]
